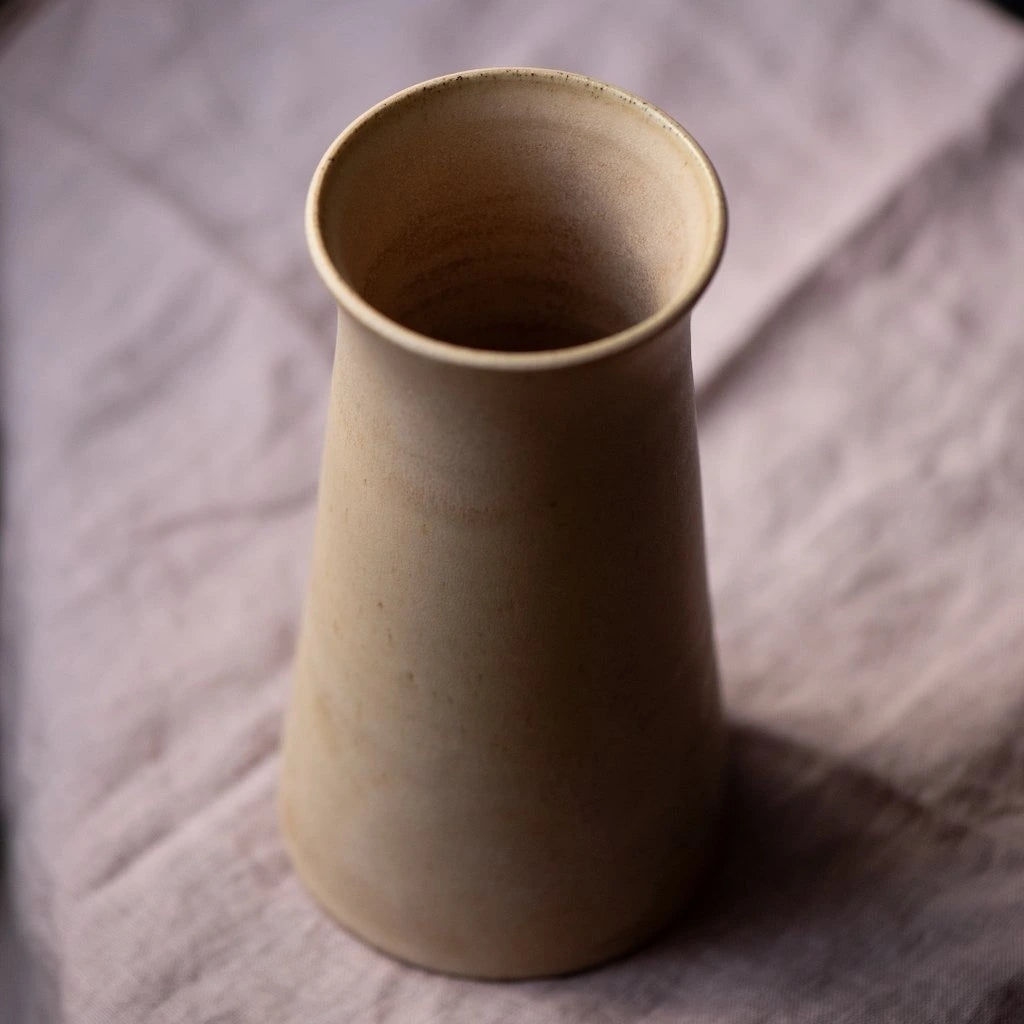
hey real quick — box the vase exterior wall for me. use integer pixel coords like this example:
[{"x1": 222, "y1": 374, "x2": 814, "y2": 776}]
[{"x1": 280, "y1": 68, "x2": 727, "y2": 979}]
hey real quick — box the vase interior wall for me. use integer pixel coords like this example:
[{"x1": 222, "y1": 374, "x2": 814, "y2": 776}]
[{"x1": 317, "y1": 75, "x2": 714, "y2": 353}]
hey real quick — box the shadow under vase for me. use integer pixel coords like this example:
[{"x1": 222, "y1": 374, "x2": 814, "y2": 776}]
[{"x1": 512, "y1": 721, "x2": 1024, "y2": 1022}]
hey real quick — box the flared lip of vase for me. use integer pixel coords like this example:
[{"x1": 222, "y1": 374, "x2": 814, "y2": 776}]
[{"x1": 306, "y1": 67, "x2": 728, "y2": 372}]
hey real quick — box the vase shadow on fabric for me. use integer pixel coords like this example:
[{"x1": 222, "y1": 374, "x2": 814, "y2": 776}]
[{"x1": 513, "y1": 721, "x2": 1024, "y2": 1020}]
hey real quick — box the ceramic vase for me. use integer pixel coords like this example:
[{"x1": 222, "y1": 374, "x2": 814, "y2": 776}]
[{"x1": 280, "y1": 67, "x2": 728, "y2": 979}]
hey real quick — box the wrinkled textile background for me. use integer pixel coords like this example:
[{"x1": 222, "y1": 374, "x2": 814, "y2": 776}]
[{"x1": 3, "y1": 1, "x2": 1024, "y2": 1021}]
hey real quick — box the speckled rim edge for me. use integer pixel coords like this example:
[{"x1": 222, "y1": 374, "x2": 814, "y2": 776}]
[{"x1": 306, "y1": 67, "x2": 728, "y2": 372}]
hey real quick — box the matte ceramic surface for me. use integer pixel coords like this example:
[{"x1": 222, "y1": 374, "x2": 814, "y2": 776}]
[{"x1": 280, "y1": 67, "x2": 728, "y2": 979}]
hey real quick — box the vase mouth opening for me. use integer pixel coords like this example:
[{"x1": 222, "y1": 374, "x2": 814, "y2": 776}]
[{"x1": 307, "y1": 68, "x2": 726, "y2": 371}]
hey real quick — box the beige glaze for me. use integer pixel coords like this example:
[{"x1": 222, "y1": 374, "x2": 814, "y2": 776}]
[{"x1": 280, "y1": 68, "x2": 727, "y2": 979}]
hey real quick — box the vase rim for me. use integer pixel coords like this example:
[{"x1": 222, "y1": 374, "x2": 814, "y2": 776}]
[{"x1": 306, "y1": 67, "x2": 727, "y2": 372}]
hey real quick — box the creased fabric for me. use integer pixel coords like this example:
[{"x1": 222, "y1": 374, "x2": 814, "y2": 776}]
[{"x1": 1, "y1": 0, "x2": 1024, "y2": 1020}]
